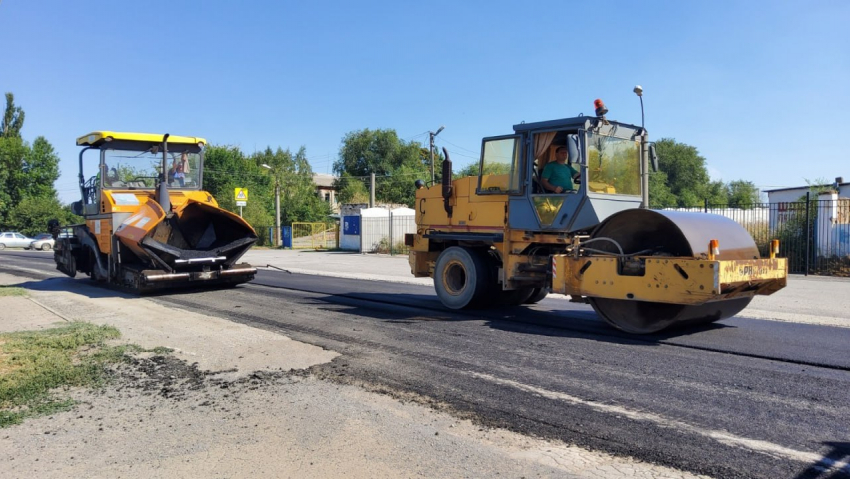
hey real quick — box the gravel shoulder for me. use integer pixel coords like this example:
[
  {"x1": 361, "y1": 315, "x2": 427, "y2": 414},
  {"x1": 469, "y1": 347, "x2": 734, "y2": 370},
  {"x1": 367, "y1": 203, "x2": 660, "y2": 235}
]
[{"x1": 1, "y1": 270, "x2": 707, "y2": 478}]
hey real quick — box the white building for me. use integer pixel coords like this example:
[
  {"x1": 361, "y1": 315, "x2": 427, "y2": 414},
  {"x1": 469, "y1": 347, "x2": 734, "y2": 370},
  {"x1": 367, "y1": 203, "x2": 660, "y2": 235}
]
[
  {"x1": 764, "y1": 178, "x2": 850, "y2": 258},
  {"x1": 764, "y1": 177, "x2": 849, "y2": 203},
  {"x1": 338, "y1": 204, "x2": 416, "y2": 253}
]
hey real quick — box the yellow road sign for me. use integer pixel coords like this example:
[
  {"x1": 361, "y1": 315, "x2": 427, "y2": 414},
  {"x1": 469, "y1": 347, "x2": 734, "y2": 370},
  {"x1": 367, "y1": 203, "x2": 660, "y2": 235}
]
[{"x1": 234, "y1": 188, "x2": 249, "y2": 202}]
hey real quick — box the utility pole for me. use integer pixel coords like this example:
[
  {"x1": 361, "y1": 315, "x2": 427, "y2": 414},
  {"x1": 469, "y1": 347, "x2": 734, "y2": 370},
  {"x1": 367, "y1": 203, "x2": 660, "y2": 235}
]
[
  {"x1": 262, "y1": 163, "x2": 282, "y2": 247},
  {"x1": 274, "y1": 179, "x2": 281, "y2": 247},
  {"x1": 429, "y1": 125, "x2": 445, "y2": 184},
  {"x1": 370, "y1": 172, "x2": 375, "y2": 208}
]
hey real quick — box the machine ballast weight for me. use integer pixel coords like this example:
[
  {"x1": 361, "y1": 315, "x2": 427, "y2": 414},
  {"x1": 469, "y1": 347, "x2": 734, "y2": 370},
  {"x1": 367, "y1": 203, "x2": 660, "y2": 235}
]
[
  {"x1": 407, "y1": 101, "x2": 787, "y2": 333},
  {"x1": 51, "y1": 132, "x2": 258, "y2": 292}
]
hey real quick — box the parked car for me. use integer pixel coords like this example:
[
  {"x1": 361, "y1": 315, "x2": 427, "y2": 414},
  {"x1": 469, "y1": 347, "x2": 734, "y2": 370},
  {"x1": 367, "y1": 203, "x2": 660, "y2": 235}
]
[
  {"x1": 0, "y1": 231, "x2": 35, "y2": 249},
  {"x1": 29, "y1": 233, "x2": 55, "y2": 251}
]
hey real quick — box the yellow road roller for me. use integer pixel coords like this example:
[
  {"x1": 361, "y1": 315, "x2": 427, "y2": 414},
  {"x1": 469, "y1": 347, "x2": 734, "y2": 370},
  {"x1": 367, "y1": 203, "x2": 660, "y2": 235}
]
[
  {"x1": 407, "y1": 102, "x2": 786, "y2": 333},
  {"x1": 52, "y1": 131, "x2": 257, "y2": 292}
]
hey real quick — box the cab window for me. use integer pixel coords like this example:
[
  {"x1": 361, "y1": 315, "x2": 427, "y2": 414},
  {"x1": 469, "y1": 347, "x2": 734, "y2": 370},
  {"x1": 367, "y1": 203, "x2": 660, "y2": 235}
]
[
  {"x1": 585, "y1": 132, "x2": 641, "y2": 196},
  {"x1": 477, "y1": 136, "x2": 521, "y2": 194}
]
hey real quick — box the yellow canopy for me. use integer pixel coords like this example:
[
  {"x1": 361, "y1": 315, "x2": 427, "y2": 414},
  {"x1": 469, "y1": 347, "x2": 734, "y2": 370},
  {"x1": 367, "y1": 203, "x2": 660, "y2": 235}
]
[{"x1": 77, "y1": 131, "x2": 207, "y2": 147}]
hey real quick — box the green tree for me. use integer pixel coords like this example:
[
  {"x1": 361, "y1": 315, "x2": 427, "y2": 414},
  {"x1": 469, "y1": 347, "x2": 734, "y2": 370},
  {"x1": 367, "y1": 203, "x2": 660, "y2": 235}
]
[
  {"x1": 0, "y1": 95, "x2": 61, "y2": 229},
  {"x1": 725, "y1": 180, "x2": 760, "y2": 208},
  {"x1": 454, "y1": 162, "x2": 479, "y2": 179},
  {"x1": 336, "y1": 173, "x2": 370, "y2": 204},
  {"x1": 334, "y1": 128, "x2": 427, "y2": 206},
  {"x1": 0, "y1": 136, "x2": 27, "y2": 222},
  {"x1": 7, "y1": 196, "x2": 67, "y2": 236},
  {"x1": 23, "y1": 137, "x2": 61, "y2": 199},
  {"x1": 654, "y1": 138, "x2": 714, "y2": 207},
  {"x1": 1, "y1": 93, "x2": 25, "y2": 139},
  {"x1": 254, "y1": 146, "x2": 331, "y2": 224},
  {"x1": 648, "y1": 171, "x2": 677, "y2": 208}
]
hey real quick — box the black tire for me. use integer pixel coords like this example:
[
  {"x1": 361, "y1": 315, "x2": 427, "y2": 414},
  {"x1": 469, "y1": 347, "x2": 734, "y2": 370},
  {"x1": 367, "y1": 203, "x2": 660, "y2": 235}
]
[
  {"x1": 0, "y1": 243, "x2": 5, "y2": 250},
  {"x1": 434, "y1": 246, "x2": 490, "y2": 309},
  {"x1": 524, "y1": 287, "x2": 549, "y2": 304},
  {"x1": 497, "y1": 287, "x2": 535, "y2": 306},
  {"x1": 41, "y1": 243, "x2": 52, "y2": 251}
]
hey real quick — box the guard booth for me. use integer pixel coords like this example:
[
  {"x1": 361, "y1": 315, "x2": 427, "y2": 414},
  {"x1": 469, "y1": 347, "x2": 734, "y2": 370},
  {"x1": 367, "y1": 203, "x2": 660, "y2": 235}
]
[{"x1": 339, "y1": 204, "x2": 415, "y2": 253}]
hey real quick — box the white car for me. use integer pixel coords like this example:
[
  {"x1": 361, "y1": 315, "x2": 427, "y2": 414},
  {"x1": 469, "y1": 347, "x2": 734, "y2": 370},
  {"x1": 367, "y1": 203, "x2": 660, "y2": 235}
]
[
  {"x1": 0, "y1": 232, "x2": 35, "y2": 249},
  {"x1": 29, "y1": 233, "x2": 56, "y2": 251}
]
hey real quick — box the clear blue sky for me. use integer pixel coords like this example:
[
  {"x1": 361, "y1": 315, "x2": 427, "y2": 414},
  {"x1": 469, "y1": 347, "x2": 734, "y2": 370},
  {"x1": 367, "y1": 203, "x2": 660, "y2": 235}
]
[{"x1": 2, "y1": 0, "x2": 848, "y2": 203}]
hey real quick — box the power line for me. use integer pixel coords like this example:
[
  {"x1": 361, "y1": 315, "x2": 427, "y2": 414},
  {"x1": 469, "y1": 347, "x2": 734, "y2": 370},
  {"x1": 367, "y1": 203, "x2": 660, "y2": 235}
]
[{"x1": 436, "y1": 136, "x2": 480, "y2": 156}]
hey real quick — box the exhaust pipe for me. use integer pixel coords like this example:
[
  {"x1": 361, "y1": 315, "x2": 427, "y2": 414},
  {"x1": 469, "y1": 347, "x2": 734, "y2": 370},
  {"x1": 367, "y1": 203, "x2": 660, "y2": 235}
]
[{"x1": 159, "y1": 133, "x2": 171, "y2": 213}]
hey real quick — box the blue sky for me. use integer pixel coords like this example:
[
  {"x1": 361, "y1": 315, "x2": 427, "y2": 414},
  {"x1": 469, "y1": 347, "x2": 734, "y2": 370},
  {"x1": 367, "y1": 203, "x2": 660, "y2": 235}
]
[{"x1": 1, "y1": 0, "x2": 848, "y2": 203}]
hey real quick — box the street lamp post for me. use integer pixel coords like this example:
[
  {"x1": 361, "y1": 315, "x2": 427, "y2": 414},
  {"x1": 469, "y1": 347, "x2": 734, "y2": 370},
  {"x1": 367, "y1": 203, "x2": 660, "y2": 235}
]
[
  {"x1": 429, "y1": 125, "x2": 445, "y2": 184},
  {"x1": 262, "y1": 164, "x2": 282, "y2": 247}
]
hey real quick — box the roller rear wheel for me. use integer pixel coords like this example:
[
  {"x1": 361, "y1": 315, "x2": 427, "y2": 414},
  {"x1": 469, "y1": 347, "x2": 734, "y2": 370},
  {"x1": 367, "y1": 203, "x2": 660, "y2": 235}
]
[{"x1": 434, "y1": 246, "x2": 491, "y2": 309}]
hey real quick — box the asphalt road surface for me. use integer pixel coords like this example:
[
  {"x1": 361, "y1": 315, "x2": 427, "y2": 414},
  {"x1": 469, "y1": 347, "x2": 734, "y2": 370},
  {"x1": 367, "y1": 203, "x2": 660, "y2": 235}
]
[{"x1": 2, "y1": 250, "x2": 848, "y2": 479}]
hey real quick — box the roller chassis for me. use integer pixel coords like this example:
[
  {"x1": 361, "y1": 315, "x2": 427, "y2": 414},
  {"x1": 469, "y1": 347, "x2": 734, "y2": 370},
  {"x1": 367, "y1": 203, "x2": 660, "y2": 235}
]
[{"x1": 410, "y1": 113, "x2": 788, "y2": 334}]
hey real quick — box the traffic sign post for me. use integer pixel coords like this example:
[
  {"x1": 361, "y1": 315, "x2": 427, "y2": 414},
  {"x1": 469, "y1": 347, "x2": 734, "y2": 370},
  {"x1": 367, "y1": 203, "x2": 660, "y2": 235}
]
[{"x1": 234, "y1": 188, "x2": 248, "y2": 217}]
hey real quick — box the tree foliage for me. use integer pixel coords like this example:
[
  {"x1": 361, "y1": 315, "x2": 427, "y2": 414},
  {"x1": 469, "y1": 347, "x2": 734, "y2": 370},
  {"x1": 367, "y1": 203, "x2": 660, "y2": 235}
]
[
  {"x1": 454, "y1": 162, "x2": 479, "y2": 179},
  {"x1": 654, "y1": 138, "x2": 714, "y2": 207},
  {"x1": 333, "y1": 129, "x2": 428, "y2": 207},
  {"x1": 8, "y1": 196, "x2": 79, "y2": 237},
  {"x1": 648, "y1": 171, "x2": 676, "y2": 208},
  {"x1": 725, "y1": 180, "x2": 760, "y2": 208},
  {"x1": 202, "y1": 144, "x2": 330, "y2": 230},
  {"x1": 1, "y1": 93, "x2": 25, "y2": 139},
  {"x1": 336, "y1": 173, "x2": 370, "y2": 205},
  {"x1": 251, "y1": 146, "x2": 331, "y2": 224},
  {"x1": 0, "y1": 94, "x2": 64, "y2": 230},
  {"x1": 653, "y1": 138, "x2": 753, "y2": 208}
]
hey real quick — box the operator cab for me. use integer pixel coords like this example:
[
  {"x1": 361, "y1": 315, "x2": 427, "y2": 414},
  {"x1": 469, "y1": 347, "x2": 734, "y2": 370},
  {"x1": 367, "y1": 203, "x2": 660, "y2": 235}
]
[
  {"x1": 73, "y1": 132, "x2": 206, "y2": 216},
  {"x1": 474, "y1": 114, "x2": 647, "y2": 233}
]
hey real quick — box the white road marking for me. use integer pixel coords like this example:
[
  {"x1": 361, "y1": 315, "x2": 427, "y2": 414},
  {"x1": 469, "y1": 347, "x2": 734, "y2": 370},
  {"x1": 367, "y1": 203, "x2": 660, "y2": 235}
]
[{"x1": 471, "y1": 371, "x2": 850, "y2": 474}]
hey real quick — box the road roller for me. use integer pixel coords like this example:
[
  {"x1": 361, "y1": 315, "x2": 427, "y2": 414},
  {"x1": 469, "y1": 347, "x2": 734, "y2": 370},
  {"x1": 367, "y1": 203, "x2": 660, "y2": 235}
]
[
  {"x1": 407, "y1": 101, "x2": 787, "y2": 333},
  {"x1": 51, "y1": 131, "x2": 258, "y2": 292}
]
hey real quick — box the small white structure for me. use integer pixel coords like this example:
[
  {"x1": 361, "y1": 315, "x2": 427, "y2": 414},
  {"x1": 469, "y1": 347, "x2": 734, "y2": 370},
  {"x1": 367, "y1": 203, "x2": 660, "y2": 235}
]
[
  {"x1": 360, "y1": 207, "x2": 391, "y2": 252},
  {"x1": 360, "y1": 207, "x2": 416, "y2": 253},
  {"x1": 814, "y1": 191, "x2": 850, "y2": 258},
  {"x1": 339, "y1": 203, "x2": 368, "y2": 251},
  {"x1": 339, "y1": 204, "x2": 416, "y2": 253}
]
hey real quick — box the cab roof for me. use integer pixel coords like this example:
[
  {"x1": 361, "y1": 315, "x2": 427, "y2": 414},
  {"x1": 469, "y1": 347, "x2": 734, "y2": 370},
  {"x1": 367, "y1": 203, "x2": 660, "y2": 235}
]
[
  {"x1": 77, "y1": 131, "x2": 207, "y2": 147},
  {"x1": 515, "y1": 115, "x2": 643, "y2": 132}
]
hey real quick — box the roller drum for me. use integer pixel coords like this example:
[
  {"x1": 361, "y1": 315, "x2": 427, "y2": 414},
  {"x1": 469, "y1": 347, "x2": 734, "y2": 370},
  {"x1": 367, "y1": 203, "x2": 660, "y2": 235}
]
[{"x1": 587, "y1": 209, "x2": 758, "y2": 334}]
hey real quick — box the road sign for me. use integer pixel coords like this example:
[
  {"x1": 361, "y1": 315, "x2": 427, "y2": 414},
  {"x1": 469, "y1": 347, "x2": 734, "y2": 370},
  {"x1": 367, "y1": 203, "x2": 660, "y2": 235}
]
[
  {"x1": 234, "y1": 188, "x2": 249, "y2": 203},
  {"x1": 236, "y1": 201, "x2": 247, "y2": 207}
]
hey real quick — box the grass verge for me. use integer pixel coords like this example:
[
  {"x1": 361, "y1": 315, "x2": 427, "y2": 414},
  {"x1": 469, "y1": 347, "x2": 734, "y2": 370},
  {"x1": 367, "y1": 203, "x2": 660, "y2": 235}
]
[
  {"x1": 0, "y1": 286, "x2": 28, "y2": 297},
  {"x1": 0, "y1": 322, "x2": 140, "y2": 428}
]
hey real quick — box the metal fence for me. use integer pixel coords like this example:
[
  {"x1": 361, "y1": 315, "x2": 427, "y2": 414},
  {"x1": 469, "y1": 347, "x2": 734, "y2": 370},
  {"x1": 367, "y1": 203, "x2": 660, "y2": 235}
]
[
  {"x1": 254, "y1": 223, "x2": 338, "y2": 249},
  {"x1": 291, "y1": 222, "x2": 338, "y2": 249},
  {"x1": 661, "y1": 194, "x2": 850, "y2": 276},
  {"x1": 360, "y1": 213, "x2": 416, "y2": 255}
]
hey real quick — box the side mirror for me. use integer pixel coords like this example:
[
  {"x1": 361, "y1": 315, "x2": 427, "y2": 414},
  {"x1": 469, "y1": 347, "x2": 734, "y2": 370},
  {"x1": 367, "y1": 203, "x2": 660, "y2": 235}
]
[{"x1": 649, "y1": 143, "x2": 659, "y2": 172}]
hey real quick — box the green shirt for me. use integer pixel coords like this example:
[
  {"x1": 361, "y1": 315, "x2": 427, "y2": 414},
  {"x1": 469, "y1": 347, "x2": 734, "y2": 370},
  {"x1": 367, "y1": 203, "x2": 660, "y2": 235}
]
[{"x1": 542, "y1": 162, "x2": 579, "y2": 191}]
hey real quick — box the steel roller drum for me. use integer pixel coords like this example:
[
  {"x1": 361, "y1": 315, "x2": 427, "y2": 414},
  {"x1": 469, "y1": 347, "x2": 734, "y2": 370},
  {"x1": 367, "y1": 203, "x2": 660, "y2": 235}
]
[{"x1": 587, "y1": 209, "x2": 759, "y2": 334}]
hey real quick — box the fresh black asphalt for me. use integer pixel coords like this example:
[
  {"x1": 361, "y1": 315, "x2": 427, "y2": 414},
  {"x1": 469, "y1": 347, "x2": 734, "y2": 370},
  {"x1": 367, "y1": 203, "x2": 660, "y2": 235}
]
[{"x1": 3, "y1": 251, "x2": 849, "y2": 479}]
